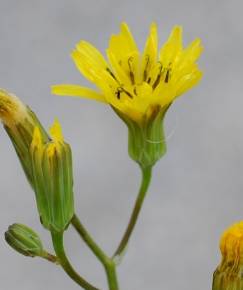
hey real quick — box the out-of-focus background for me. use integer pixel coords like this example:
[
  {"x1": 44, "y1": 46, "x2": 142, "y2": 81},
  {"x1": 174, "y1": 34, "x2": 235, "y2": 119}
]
[{"x1": 0, "y1": 0, "x2": 242, "y2": 289}]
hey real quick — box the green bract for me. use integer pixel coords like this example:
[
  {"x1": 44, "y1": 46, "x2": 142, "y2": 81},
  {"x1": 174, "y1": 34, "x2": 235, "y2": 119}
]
[{"x1": 213, "y1": 268, "x2": 243, "y2": 290}]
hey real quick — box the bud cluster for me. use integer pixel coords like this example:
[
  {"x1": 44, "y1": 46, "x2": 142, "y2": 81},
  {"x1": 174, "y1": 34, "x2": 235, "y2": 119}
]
[{"x1": 0, "y1": 89, "x2": 74, "y2": 233}]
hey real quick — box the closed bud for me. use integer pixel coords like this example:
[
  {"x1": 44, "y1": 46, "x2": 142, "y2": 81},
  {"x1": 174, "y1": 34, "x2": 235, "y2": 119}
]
[
  {"x1": 5, "y1": 223, "x2": 44, "y2": 257},
  {"x1": 115, "y1": 105, "x2": 168, "y2": 169},
  {"x1": 30, "y1": 120, "x2": 74, "y2": 232},
  {"x1": 0, "y1": 89, "x2": 49, "y2": 186},
  {"x1": 213, "y1": 221, "x2": 243, "y2": 290}
]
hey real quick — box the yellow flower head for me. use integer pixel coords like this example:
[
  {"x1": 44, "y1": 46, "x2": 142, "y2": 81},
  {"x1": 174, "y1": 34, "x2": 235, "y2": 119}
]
[
  {"x1": 220, "y1": 221, "x2": 243, "y2": 264},
  {"x1": 52, "y1": 22, "x2": 203, "y2": 123}
]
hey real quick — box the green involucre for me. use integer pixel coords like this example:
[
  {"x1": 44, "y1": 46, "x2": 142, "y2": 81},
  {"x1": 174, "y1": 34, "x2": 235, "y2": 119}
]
[
  {"x1": 115, "y1": 105, "x2": 169, "y2": 168},
  {"x1": 213, "y1": 267, "x2": 243, "y2": 290}
]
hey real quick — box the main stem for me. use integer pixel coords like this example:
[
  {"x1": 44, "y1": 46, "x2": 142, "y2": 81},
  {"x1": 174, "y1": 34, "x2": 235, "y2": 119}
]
[
  {"x1": 51, "y1": 231, "x2": 100, "y2": 290},
  {"x1": 105, "y1": 262, "x2": 119, "y2": 290},
  {"x1": 112, "y1": 166, "x2": 152, "y2": 260},
  {"x1": 71, "y1": 215, "x2": 119, "y2": 290}
]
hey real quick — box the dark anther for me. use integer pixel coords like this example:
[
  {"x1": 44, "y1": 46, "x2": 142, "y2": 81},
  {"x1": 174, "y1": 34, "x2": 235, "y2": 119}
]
[
  {"x1": 122, "y1": 87, "x2": 133, "y2": 99},
  {"x1": 152, "y1": 62, "x2": 163, "y2": 89},
  {"x1": 128, "y1": 57, "x2": 135, "y2": 85},
  {"x1": 143, "y1": 55, "x2": 150, "y2": 81},
  {"x1": 115, "y1": 87, "x2": 123, "y2": 100},
  {"x1": 165, "y1": 69, "x2": 171, "y2": 83},
  {"x1": 106, "y1": 68, "x2": 117, "y2": 81},
  {"x1": 115, "y1": 86, "x2": 133, "y2": 100}
]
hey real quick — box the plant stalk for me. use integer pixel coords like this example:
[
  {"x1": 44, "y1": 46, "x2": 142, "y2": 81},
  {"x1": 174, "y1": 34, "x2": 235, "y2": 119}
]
[
  {"x1": 71, "y1": 215, "x2": 119, "y2": 290},
  {"x1": 51, "y1": 231, "x2": 100, "y2": 290},
  {"x1": 112, "y1": 166, "x2": 152, "y2": 260}
]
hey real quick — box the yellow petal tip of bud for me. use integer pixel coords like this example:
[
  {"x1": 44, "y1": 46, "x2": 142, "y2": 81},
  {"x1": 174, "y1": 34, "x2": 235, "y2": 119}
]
[
  {"x1": 32, "y1": 127, "x2": 43, "y2": 147},
  {"x1": 49, "y1": 119, "x2": 64, "y2": 142}
]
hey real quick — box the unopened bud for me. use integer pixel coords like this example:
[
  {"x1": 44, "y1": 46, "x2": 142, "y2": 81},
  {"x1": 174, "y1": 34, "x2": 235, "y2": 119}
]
[
  {"x1": 5, "y1": 223, "x2": 44, "y2": 257},
  {"x1": 30, "y1": 120, "x2": 74, "y2": 232},
  {"x1": 0, "y1": 89, "x2": 49, "y2": 186}
]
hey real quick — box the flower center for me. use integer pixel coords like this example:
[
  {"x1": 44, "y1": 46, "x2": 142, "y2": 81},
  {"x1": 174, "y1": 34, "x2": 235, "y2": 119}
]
[{"x1": 106, "y1": 56, "x2": 172, "y2": 103}]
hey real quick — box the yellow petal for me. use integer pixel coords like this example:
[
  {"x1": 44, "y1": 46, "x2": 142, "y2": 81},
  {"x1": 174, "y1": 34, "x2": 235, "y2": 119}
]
[
  {"x1": 71, "y1": 50, "x2": 102, "y2": 83},
  {"x1": 31, "y1": 126, "x2": 43, "y2": 148},
  {"x1": 49, "y1": 119, "x2": 63, "y2": 142},
  {"x1": 76, "y1": 40, "x2": 108, "y2": 68},
  {"x1": 106, "y1": 50, "x2": 131, "y2": 85},
  {"x1": 132, "y1": 83, "x2": 153, "y2": 112},
  {"x1": 160, "y1": 26, "x2": 183, "y2": 66},
  {"x1": 71, "y1": 41, "x2": 109, "y2": 84},
  {"x1": 183, "y1": 38, "x2": 203, "y2": 63},
  {"x1": 120, "y1": 22, "x2": 138, "y2": 52},
  {"x1": 141, "y1": 22, "x2": 158, "y2": 81},
  {"x1": 51, "y1": 84, "x2": 107, "y2": 103},
  {"x1": 174, "y1": 38, "x2": 203, "y2": 72},
  {"x1": 152, "y1": 82, "x2": 176, "y2": 106},
  {"x1": 175, "y1": 69, "x2": 203, "y2": 96},
  {"x1": 108, "y1": 22, "x2": 138, "y2": 62}
]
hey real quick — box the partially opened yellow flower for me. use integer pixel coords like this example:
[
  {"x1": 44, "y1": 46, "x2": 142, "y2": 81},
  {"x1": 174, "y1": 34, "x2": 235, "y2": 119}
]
[
  {"x1": 30, "y1": 120, "x2": 74, "y2": 232},
  {"x1": 52, "y1": 23, "x2": 203, "y2": 168}
]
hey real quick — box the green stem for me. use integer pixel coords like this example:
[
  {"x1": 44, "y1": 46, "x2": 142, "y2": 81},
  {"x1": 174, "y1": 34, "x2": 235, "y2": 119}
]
[
  {"x1": 104, "y1": 262, "x2": 119, "y2": 290},
  {"x1": 42, "y1": 251, "x2": 60, "y2": 264},
  {"x1": 112, "y1": 166, "x2": 152, "y2": 260},
  {"x1": 71, "y1": 214, "x2": 109, "y2": 265},
  {"x1": 51, "y1": 231, "x2": 100, "y2": 290},
  {"x1": 71, "y1": 215, "x2": 119, "y2": 290}
]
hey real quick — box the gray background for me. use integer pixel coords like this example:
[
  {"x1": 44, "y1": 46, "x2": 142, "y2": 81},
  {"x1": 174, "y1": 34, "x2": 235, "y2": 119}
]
[{"x1": 0, "y1": 0, "x2": 242, "y2": 289}]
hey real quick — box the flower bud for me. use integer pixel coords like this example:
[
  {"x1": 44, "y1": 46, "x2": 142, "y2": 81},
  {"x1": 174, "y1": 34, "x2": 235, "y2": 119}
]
[
  {"x1": 5, "y1": 223, "x2": 44, "y2": 257},
  {"x1": 0, "y1": 89, "x2": 49, "y2": 186},
  {"x1": 30, "y1": 120, "x2": 74, "y2": 232},
  {"x1": 213, "y1": 221, "x2": 243, "y2": 290},
  {"x1": 115, "y1": 105, "x2": 168, "y2": 169}
]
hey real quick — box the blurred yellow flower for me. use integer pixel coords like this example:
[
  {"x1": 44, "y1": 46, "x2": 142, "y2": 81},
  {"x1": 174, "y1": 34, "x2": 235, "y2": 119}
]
[
  {"x1": 213, "y1": 221, "x2": 243, "y2": 290},
  {"x1": 220, "y1": 221, "x2": 243, "y2": 264},
  {"x1": 52, "y1": 22, "x2": 203, "y2": 123}
]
